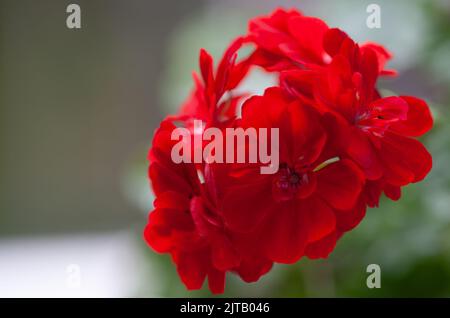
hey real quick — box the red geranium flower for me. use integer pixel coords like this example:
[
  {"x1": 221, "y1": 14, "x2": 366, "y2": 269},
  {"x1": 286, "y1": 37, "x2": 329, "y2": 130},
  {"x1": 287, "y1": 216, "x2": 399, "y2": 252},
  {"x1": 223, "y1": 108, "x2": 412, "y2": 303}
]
[
  {"x1": 144, "y1": 7, "x2": 433, "y2": 294},
  {"x1": 209, "y1": 87, "x2": 365, "y2": 263},
  {"x1": 145, "y1": 39, "x2": 272, "y2": 293},
  {"x1": 247, "y1": 8, "x2": 396, "y2": 75},
  {"x1": 275, "y1": 26, "x2": 433, "y2": 205},
  {"x1": 145, "y1": 119, "x2": 273, "y2": 293},
  {"x1": 180, "y1": 36, "x2": 251, "y2": 126}
]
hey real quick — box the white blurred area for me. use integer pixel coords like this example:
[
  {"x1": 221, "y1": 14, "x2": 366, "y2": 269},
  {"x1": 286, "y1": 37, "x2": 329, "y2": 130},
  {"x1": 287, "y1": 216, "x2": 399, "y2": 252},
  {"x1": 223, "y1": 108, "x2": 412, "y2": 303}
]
[{"x1": 0, "y1": 232, "x2": 155, "y2": 297}]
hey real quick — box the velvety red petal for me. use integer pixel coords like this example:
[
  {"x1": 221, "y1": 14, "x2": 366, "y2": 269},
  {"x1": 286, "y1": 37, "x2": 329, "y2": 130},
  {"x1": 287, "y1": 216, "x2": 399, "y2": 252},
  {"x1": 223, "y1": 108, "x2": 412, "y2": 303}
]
[
  {"x1": 361, "y1": 42, "x2": 397, "y2": 76},
  {"x1": 322, "y1": 55, "x2": 356, "y2": 119},
  {"x1": 316, "y1": 159, "x2": 365, "y2": 210},
  {"x1": 210, "y1": 237, "x2": 241, "y2": 272},
  {"x1": 335, "y1": 197, "x2": 367, "y2": 232},
  {"x1": 323, "y1": 28, "x2": 349, "y2": 57},
  {"x1": 390, "y1": 96, "x2": 433, "y2": 137},
  {"x1": 153, "y1": 191, "x2": 190, "y2": 211},
  {"x1": 379, "y1": 132, "x2": 432, "y2": 186},
  {"x1": 241, "y1": 87, "x2": 288, "y2": 129},
  {"x1": 259, "y1": 200, "x2": 308, "y2": 264},
  {"x1": 216, "y1": 37, "x2": 245, "y2": 95},
  {"x1": 188, "y1": 195, "x2": 241, "y2": 271},
  {"x1": 362, "y1": 180, "x2": 383, "y2": 208},
  {"x1": 144, "y1": 195, "x2": 195, "y2": 253},
  {"x1": 369, "y1": 96, "x2": 409, "y2": 121},
  {"x1": 303, "y1": 196, "x2": 336, "y2": 243},
  {"x1": 237, "y1": 256, "x2": 273, "y2": 283},
  {"x1": 288, "y1": 16, "x2": 329, "y2": 64},
  {"x1": 199, "y1": 49, "x2": 214, "y2": 90},
  {"x1": 286, "y1": 102, "x2": 327, "y2": 166},
  {"x1": 248, "y1": 48, "x2": 295, "y2": 71},
  {"x1": 305, "y1": 231, "x2": 341, "y2": 259},
  {"x1": 149, "y1": 162, "x2": 193, "y2": 196},
  {"x1": 384, "y1": 183, "x2": 401, "y2": 201},
  {"x1": 346, "y1": 128, "x2": 383, "y2": 180},
  {"x1": 359, "y1": 48, "x2": 379, "y2": 104},
  {"x1": 144, "y1": 213, "x2": 174, "y2": 253},
  {"x1": 207, "y1": 267, "x2": 225, "y2": 294},
  {"x1": 248, "y1": 8, "x2": 302, "y2": 52},
  {"x1": 174, "y1": 249, "x2": 208, "y2": 291},
  {"x1": 221, "y1": 170, "x2": 273, "y2": 233},
  {"x1": 280, "y1": 69, "x2": 317, "y2": 102},
  {"x1": 148, "y1": 119, "x2": 199, "y2": 196}
]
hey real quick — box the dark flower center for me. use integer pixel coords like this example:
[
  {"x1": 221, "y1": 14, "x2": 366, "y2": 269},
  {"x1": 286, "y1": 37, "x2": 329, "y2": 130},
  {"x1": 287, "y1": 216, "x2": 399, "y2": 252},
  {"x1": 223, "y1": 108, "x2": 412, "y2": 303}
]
[
  {"x1": 288, "y1": 173, "x2": 300, "y2": 185},
  {"x1": 272, "y1": 164, "x2": 314, "y2": 202}
]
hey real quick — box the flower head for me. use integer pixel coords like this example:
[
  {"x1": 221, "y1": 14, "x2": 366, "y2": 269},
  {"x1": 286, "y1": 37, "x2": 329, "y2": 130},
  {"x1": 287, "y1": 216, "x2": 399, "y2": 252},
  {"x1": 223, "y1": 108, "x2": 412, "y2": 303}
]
[{"x1": 144, "y1": 7, "x2": 433, "y2": 293}]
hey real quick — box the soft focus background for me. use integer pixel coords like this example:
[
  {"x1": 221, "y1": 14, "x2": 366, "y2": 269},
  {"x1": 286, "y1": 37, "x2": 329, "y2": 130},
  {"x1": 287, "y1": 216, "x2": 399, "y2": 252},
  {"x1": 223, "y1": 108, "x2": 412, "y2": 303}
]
[{"x1": 0, "y1": 0, "x2": 449, "y2": 297}]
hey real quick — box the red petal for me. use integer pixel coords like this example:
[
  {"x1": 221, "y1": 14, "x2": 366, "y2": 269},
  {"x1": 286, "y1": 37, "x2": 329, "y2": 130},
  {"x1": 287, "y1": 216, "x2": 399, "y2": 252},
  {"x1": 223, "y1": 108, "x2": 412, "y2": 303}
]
[
  {"x1": 379, "y1": 132, "x2": 432, "y2": 185},
  {"x1": 370, "y1": 96, "x2": 409, "y2": 121},
  {"x1": 323, "y1": 28, "x2": 349, "y2": 57},
  {"x1": 149, "y1": 162, "x2": 193, "y2": 196},
  {"x1": 248, "y1": 48, "x2": 295, "y2": 71},
  {"x1": 210, "y1": 237, "x2": 240, "y2": 272},
  {"x1": 144, "y1": 195, "x2": 194, "y2": 253},
  {"x1": 221, "y1": 169, "x2": 273, "y2": 233},
  {"x1": 153, "y1": 191, "x2": 190, "y2": 211},
  {"x1": 390, "y1": 96, "x2": 433, "y2": 137},
  {"x1": 237, "y1": 256, "x2": 273, "y2": 283},
  {"x1": 305, "y1": 231, "x2": 341, "y2": 259},
  {"x1": 199, "y1": 49, "x2": 214, "y2": 88},
  {"x1": 358, "y1": 97, "x2": 409, "y2": 135},
  {"x1": 248, "y1": 8, "x2": 302, "y2": 52},
  {"x1": 241, "y1": 87, "x2": 288, "y2": 129},
  {"x1": 346, "y1": 128, "x2": 383, "y2": 180},
  {"x1": 362, "y1": 180, "x2": 383, "y2": 207},
  {"x1": 335, "y1": 198, "x2": 367, "y2": 232},
  {"x1": 259, "y1": 200, "x2": 308, "y2": 263},
  {"x1": 175, "y1": 249, "x2": 208, "y2": 291},
  {"x1": 361, "y1": 42, "x2": 397, "y2": 76},
  {"x1": 303, "y1": 196, "x2": 336, "y2": 243},
  {"x1": 144, "y1": 211, "x2": 174, "y2": 253},
  {"x1": 316, "y1": 159, "x2": 364, "y2": 210},
  {"x1": 359, "y1": 48, "x2": 379, "y2": 104},
  {"x1": 288, "y1": 16, "x2": 329, "y2": 64},
  {"x1": 286, "y1": 102, "x2": 327, "y2": 166},
  {"x1": 207, "y1": 267, "x2": 225, "y2": 294},
  {"x1": 384, "y1": 183, "x2": 401, "y2": 201}
]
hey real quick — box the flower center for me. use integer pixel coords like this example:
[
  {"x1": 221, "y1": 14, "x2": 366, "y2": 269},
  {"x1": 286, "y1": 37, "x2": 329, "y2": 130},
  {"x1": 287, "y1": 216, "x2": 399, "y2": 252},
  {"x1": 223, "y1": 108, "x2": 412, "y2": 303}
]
[
  {"x1": 288, "y1": 173, "x2": 300, "y2": 185},
  {"x1": 272, "y1": 164, "x2": 315, "y2": 202}
]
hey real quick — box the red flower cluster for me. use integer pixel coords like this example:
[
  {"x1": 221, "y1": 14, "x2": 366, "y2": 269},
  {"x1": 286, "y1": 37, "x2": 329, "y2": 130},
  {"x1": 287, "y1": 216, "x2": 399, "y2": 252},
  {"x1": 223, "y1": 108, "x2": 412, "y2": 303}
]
[{"x1": 144, "y1": 8, "x2": 433, "y2": 293}]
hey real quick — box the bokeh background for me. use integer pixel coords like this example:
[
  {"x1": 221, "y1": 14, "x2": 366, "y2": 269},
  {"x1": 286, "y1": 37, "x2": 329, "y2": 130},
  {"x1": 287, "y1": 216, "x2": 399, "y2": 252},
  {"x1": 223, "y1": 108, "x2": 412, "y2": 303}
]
[{"x1": 1, "y1": 0, "x2": 449, "y2": 297}]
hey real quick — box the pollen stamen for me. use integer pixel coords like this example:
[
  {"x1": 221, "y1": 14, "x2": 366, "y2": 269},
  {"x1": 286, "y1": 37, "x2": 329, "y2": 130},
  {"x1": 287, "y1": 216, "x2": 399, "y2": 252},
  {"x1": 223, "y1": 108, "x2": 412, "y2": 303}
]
[{"x1": 313, "y1": 156, "x2": 340, "y2": 172}]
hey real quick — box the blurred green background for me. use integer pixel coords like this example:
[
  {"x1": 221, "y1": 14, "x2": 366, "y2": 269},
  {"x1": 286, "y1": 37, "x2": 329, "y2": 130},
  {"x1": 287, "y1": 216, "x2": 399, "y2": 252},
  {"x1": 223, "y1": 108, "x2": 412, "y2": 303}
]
[{"x1": 0, "y1": 0, "x2": 449, "y2": 297}]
